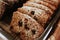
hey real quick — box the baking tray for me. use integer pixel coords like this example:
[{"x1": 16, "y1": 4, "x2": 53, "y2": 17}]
[{"x1": 0, "y1": 2, "x2": 60, "y2": 40}]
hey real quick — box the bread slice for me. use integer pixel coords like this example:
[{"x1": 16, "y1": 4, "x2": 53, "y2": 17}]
[
  {"x1": 29, "y1": 0, "x2": 56, "y2": 10},
  {"x1": 24, "y1": 1, "x2": 53, "y2": 15},
  {"x1": 18, "y1": 6, "x2": 50, "y2": 27},
  {"x1": 10, "y1": 11, "x2": 44, "y2": 40},
  {"x1": 43, "y1": 0, "x2": 59, "y2": 7},
  {"x1": 29, "y1": 0, "x2": 59, "y2": 7}
]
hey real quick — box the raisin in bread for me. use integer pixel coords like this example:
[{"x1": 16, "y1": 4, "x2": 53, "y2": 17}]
[
  {"x1": 24, "y1": 1, "x2": 53, "y2": 15},
  {"x1": 18, "y1": 6, "x2": 50, "y2": 27},
  {"x1": 10, "y1": 11, "x2": 44, "y2": 40},
  {"x1": 48, "y1": 20, "x2": 60, "y2": 40}
]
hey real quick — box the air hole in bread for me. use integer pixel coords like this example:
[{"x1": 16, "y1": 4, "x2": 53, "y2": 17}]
[
  {"x1": 24, "y1": 24, "x2": 29, "y2": 30},
  {"x1": 18, "y1": 20, "x2": 23, "y2": 26},
  {"x1": 34, "y1": 16, "x2": 38, "y2": 21},
  {"x1": 31, "y1": 29, "x2": 36, "y2": 35},
  {"x1": 31, "y1": 11, "x2": 35, "y2": 15},
  {"x1": 24, "y1": 18, "x2": 28, "y2": 23}
]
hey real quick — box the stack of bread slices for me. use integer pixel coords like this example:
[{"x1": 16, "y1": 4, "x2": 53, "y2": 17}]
[{"x1": 9, "y1": 0, "x2": 59, "y2": 40}]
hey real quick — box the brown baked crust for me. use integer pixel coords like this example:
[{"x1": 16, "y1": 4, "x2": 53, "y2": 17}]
[
  {"x1": 48, "y1": 20, "x2": 60, "y2": 40},
  {"x1": 17, "y1": 6, "x2": 50, "y2": 27},
  {"x1": 24, "y1": 1, "x2": 53, "y2": 15},
  {"x1": 10, "y1": 11, "x2": 44, "y2": 40}
]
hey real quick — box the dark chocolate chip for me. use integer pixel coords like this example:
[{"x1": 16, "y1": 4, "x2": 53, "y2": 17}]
[
  {"x1": 25, "y1": 18, "x2": 28, "y2": 21},
  {"x1": 34, "y1": 16, "x2": 38, "y2": 21},
  {"x1": 24, "y1": 24, "x2": 29, "y2": 30},
  {"x1": 24, "y1": 18, "x2": 28, "y2": 23},
  {"x1": 18, "y1": 21, "x2": 23, "y2": 26},
  {"x1": 31, "y1": 11, "x2": 35, "y2": 15},
  {"x1": 31, "y1": 29, "x2": 36, "y2": 35}
]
